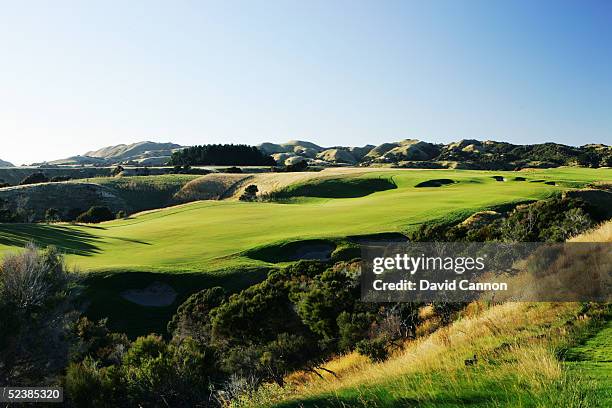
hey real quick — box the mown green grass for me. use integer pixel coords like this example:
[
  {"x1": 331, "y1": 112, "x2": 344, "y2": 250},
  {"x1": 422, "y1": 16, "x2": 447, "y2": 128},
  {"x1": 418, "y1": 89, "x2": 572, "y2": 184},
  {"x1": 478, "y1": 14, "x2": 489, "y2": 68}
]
[
  {"x1": 274, "y1": 177, "x2": 397, "y2": 198},
  {"x1": 563, "y1": 320, "x2": 612, "y2": 405},
  {"x1": 2, "y1": 168, "x2": 608, "y2": 274}
]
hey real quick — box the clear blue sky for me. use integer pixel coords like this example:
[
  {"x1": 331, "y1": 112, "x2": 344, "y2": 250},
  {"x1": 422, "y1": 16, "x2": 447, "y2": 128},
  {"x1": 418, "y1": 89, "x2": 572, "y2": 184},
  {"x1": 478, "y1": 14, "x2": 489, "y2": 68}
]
[{"x1": 1, "y1": 0, "x2": 610, "y2": 165}]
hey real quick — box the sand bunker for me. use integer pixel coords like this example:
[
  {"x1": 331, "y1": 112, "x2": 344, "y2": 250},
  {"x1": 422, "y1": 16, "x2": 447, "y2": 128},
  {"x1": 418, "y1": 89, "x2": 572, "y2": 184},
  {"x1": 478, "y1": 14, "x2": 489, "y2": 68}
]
[
  {"x1": 491, "y1": 176, "x2": 506, "y2": 182},
  {"x1": 415, "y1": 179, "x2": 455, "y2": 188},
  {"x1": 514, "y1": 177, "x2": 527, "y2": 181},
  {"x1": 121, "y1": 281, "x2": 177, "y2": 307}
]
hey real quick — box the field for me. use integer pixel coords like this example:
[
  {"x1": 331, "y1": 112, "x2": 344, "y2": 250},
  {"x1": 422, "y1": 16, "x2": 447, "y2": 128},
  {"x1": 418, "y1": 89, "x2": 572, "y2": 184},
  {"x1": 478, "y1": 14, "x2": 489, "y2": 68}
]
[
  {"x1": 0, "y1": 167, "x2": 609, "y2": 335},
  {"x1": 1, "y1": 168, "x2": 608, "y2": 273}
]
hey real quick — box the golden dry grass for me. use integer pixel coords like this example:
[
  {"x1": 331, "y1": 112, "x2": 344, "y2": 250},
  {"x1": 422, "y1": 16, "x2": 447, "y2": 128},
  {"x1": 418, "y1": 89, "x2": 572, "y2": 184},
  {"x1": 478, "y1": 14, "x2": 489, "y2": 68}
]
[
  {"x1": 238, "y1": 223, "x2": 612, "y2": 407},
  {"x1": 240, "y1": 302, "x2": 578, "y2": 408},
  {"x1": 570, "y1": 220, "x2": 612, "y2": 242},
  {"x1": 173, "y1": 167, "x2": 406, "y2": 201},
  {"x1": 172, "y1": 173, "x2": 253, "y2": 202}
]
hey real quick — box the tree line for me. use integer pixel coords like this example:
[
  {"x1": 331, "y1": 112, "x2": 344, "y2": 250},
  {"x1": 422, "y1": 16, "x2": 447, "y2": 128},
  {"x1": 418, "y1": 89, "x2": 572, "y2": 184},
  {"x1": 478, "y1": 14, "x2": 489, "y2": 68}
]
[{"x1": 168, "y1": 144, "x2": 276, "y2": 166}]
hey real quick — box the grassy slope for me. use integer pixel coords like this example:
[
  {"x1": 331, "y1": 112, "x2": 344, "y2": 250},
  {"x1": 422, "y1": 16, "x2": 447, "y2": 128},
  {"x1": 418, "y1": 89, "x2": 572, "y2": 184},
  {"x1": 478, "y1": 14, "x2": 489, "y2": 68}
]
[
  {"x1": 564, "y1": 321, "x2": 612, "y2": 406},
  {"x1": 237, "y1": 302, "x2": 589, "y2": 407},
  {"x1": 237, "y1": 221, "x2": 612, "y2": 408},
  {"x1": 78, "y1": 174, "x2": 200, "y2": 212},
  {"x1": 1, "y1": 168, "x2": 608, "y2": 274}
]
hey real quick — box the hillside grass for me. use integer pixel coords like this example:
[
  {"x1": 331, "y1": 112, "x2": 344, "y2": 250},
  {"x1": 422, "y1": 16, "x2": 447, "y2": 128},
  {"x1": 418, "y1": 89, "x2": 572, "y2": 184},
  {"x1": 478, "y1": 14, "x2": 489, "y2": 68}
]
[
  {"x1": 562, "y1": 320, "x2": 612, "y2": 405},
  {"x1": 78, "y1": 174, "x2": 200, "y2": 212},
  {"x1": 235, "y1": 221, "x2": 612, "y2": 407},
  {"x1": 239, "y1": 302, "x2": 610, "y2": 408},
  {"x1": 272, "y1": 177, "x2": 397, "y2": 198}
]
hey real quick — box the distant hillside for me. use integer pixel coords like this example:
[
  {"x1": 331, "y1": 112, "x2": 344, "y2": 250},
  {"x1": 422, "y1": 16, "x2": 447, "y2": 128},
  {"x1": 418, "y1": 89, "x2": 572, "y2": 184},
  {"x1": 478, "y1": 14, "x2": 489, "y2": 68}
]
[
  {"x1": 0, "y1": 159, "x2": 14, "y2": 167},
  {"x1": 27, "y1": 139, "x2": 612, "y2": 170},
  {"x1": 38, "y1": 141, "x2": 185, "y2": 166},
  {"x1": 258, "y1": 139, "x2": 612, "y2": 169}
]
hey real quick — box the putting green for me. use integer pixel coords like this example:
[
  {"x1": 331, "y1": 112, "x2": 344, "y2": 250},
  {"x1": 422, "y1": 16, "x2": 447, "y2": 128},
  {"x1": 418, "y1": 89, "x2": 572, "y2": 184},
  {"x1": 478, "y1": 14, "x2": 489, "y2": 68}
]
[{"x1": 0, "y1": 168, "x2": 609, "y2": 274}]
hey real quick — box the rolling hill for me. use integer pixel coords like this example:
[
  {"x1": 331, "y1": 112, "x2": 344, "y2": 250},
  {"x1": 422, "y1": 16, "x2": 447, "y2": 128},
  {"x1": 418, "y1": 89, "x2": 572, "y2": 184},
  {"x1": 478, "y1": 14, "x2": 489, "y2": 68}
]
[
  {"x1": 258, "y1": 139, "x2": 612, "y2": 168},
  {"x1": 0, "y1": 159, "x2": 14, "y2": 167},
  {"x1": 37, "y1": 141, "x2": 185, "y2": 166}
]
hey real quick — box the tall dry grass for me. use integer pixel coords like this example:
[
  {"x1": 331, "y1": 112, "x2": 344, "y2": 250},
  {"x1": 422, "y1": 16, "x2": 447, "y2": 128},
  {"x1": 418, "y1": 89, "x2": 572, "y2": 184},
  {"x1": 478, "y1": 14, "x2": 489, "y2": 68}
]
[{"x1": 235, "y1": 222, "x2": 612, "y2": 407}]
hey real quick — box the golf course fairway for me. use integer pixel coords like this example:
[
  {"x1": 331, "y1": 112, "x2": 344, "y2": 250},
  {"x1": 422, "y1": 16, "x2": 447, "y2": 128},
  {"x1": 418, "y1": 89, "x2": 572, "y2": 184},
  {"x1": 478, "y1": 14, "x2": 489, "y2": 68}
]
[{"x1": 1, "y1": 168, "x2": 609, "y2": 274}]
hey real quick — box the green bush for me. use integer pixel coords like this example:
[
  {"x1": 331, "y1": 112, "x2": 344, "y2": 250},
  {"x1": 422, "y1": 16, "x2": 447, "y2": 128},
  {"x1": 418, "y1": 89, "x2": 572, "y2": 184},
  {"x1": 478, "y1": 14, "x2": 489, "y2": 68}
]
[
  {"x1": 19, "y1": 172, "x2": 48, "y2": 185},
  {"x1": 239, "y1": 184, "x2": 259, "y2": 201},
  {"x1": 45, "y1": 208, "x2": 60, "y2": 222},
  {"x1": 356, "y1": 338, "x2": 389, "y2": 362},
  {"x1": 0, "y1": 245, "x2": 75, "y2": 385},
  {"x1": 76, "y1": 206, "x2": 115, "y2": 224}
]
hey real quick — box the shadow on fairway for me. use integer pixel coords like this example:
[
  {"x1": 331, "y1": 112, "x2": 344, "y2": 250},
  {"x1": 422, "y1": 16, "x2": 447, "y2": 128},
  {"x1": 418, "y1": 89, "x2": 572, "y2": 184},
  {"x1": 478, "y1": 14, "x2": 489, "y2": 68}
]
[
  {"x1": 0, "y1": 223, "x2": 102, "y2": 255},
  {"x1": 83, "y1": 268, "x2": 271, "y2": 338}
]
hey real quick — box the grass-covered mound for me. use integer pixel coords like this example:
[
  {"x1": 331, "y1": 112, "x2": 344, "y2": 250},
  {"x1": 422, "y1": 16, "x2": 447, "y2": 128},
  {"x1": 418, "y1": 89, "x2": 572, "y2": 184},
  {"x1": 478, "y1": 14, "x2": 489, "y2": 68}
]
[
  {"x1": 414, "y1": 178, "x2": 455, "y2": 187},
  {"x1": 272, "y1": 177, "x2": 397, "y2": 199},
  {"x1": 81, "y1": 174, "x2": 200, "y2": 212},
  {"x1": 245, "y1": 239, "x2": 337, "y2": 263}
]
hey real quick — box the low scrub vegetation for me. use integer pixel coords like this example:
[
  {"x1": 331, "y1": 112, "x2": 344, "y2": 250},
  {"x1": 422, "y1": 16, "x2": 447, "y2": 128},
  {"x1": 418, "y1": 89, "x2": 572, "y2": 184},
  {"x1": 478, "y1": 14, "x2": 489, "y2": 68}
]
[
  {"x1": 409, "y1": 196, "x2": 601, "y2": 243},
  {"x1": 76, "y1": 206, "x2": 116, "y2": 224},
  {"x1": 0, "y1": 244, "x2": 77, "y2": 385}
]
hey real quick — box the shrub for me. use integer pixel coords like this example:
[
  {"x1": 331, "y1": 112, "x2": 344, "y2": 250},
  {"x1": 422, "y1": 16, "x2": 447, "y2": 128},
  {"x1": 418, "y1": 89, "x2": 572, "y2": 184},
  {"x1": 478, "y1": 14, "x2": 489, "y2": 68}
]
[
  {"x1": 76, "y1": 206, "x2": 114, "y2": 224},
  {"x1": 111, "y1": 165, "x2": 124, "y2": 177},
  {"x1": 337, "y1": 312, "x2": 372, "y2": 351},
  {"x1": 49, "y1": 175, "x2": 71, "y2": 182},
  {"x1": 239, "y1": 184, "x2": 259, "y2": 201},
  {"x1": 356, "y1": 338, "x2": 389, "y2": 362},
  {"x1": 67, "y1": 208, "x2": 84, "y2": 222},
  {"x1": 116, "y1": 210, "x2": 127, "y2": 219},
  {"x1": 0, "y1": 244, "x2": 76, "y2": 384},
  {"x1": 285, "y1": 160, "x2": 308, "y2": 172},
  {"x1": 168, "y1": 286, "x2": 225, "y2": 342},
  {"x1": 223, "y1": 166, "x2": 243, "y2": 173},
  {"x1": 19, "y1": 172, "x2": 48, "y2": 185},
  {"x1": 0, "y1": 198, "x2": 15, "y2": 222},
  {"x1": 45, "y1": 208, "x2": 60, "y2": 222}
]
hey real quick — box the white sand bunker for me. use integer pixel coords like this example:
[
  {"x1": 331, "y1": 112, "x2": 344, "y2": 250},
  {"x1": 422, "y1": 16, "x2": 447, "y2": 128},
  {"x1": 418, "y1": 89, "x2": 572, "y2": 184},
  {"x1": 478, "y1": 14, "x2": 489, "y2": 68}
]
[{"x1": 121, "y1": 282, "x2": 177, "y2": 307}]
